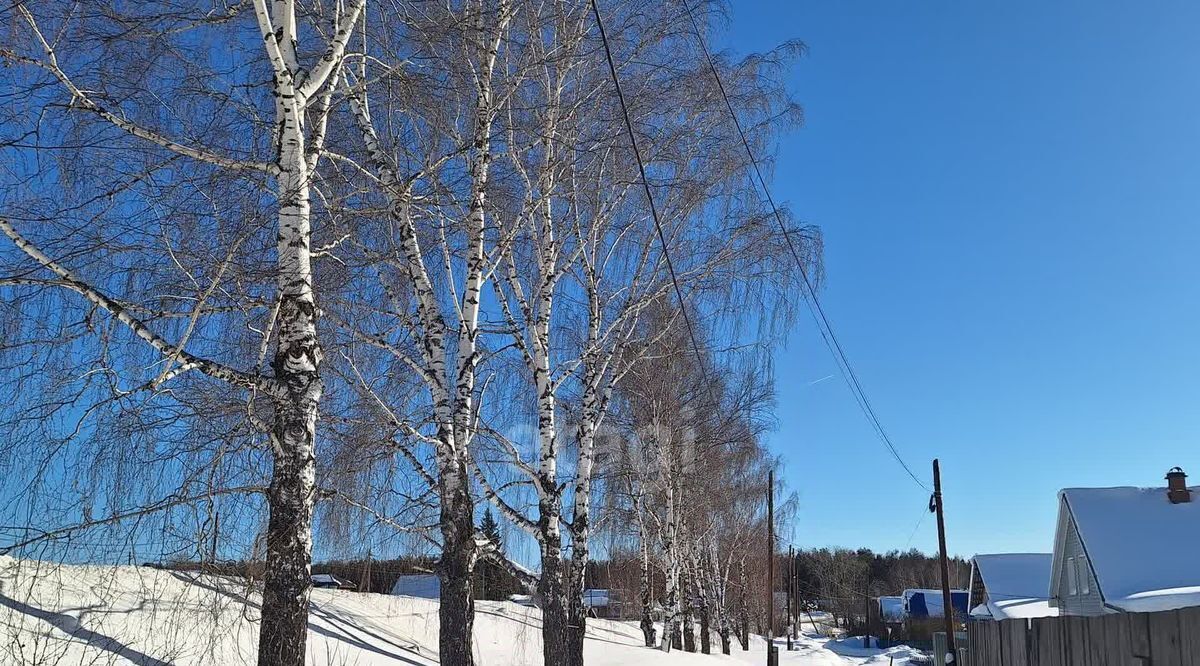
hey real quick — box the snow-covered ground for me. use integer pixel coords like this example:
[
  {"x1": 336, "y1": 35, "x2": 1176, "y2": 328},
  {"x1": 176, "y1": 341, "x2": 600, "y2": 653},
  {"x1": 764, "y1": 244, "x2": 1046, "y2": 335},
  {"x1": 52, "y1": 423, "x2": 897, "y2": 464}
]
[{"x1": 0, "y1": 556, "x2": 922, "y2": 665}]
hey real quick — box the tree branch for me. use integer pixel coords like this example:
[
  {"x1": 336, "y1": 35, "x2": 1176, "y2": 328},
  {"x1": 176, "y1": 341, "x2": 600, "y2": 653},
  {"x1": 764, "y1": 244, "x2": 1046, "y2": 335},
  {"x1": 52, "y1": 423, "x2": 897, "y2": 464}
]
[
  {"x1": 0, "y1": 485, "x2": 265, "y2": 555},
  {"x1": 0, "y1": 219, "x2": 277, "y2": 395},
  {"x1": 9, "y1": 7, "x2": 276, "y2": 175}
]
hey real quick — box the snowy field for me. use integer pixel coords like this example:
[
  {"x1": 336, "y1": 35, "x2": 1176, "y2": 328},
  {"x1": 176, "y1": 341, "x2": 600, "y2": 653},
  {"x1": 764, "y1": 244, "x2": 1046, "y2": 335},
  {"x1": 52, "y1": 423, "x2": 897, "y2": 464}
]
[{"x1": 0, "y1": 557, "x2": 921, "y2": 665}]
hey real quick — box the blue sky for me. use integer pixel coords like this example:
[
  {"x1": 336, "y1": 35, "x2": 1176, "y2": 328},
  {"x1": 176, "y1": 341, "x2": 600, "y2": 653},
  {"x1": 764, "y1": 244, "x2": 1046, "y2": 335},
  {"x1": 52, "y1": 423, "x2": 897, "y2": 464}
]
[{"x1": 722, "y1": 1, "x2": 1200, "y2": 557}]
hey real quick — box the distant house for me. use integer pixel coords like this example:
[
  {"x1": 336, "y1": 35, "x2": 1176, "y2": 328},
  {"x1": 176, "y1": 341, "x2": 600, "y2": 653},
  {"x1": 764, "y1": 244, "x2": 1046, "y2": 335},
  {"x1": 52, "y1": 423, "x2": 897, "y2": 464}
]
[
  {"x1": 508, "y1": 593, "x2": 538, "y2": 608},
  {"x1": 582, "y1": 588, "x2": 626, "y2": 619},
  {"x1": 583, "y1": 588, "x2": 610, "y2": 609},
  {"x1": 902, "y1": 588, "x2": 968, "y2": 619},
  {"x1": 390, "y1": 573, "x2": 441, "y2": 599},
  {"x1": 877, "y1": 595, "x2": 905, "y2": 624},
  {"x1": 312, "y1": 573, "x2": 356, "y2": 590},
  {"x1": 967, "y1": 553, "x2": 1057, "y2": 620},
  {"x1": 1049, "y1": 468, "x2": 1200, "y2": 615}
]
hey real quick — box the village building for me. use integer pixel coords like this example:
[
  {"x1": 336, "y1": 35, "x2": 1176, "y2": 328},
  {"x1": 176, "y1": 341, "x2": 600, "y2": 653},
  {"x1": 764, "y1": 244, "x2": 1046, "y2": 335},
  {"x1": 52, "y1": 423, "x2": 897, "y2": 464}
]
[
  {"x1": 1049, "y1": 467, "x2": 1200, "y2": 615},
  {"x1": 390, "y1": 573, "x2": 441, "y2": 599},
  {"x1": 311, "y1": 573, "x2": 356, "y2": 590},
  {"x1": 967, "y1": 553, "x2": 1057, "y2": 620},
  {"x1": 902, "y1": 588, "x2": 968, "y2": 620}
]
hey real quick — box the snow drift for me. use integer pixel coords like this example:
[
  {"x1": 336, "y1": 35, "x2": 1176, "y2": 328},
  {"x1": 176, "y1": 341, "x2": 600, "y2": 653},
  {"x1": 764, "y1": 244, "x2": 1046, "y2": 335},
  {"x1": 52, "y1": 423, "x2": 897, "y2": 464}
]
[{"x1": 0, "y1": 556, "x2": 916, "y2": 665}]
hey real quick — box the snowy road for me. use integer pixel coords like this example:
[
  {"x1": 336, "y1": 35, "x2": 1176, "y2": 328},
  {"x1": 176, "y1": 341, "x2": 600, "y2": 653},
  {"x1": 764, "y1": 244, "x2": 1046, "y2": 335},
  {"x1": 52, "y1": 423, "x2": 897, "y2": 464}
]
[{"x1": 717, "y1": 635, "x2": 922, "y2": 666}]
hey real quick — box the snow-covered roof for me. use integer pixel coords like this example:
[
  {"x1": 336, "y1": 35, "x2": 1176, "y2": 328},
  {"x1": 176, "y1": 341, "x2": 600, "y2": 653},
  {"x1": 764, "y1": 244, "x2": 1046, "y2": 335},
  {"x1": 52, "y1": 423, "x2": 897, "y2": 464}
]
[
  {"x1": 1058, "y1": 485, "x2": 1200, "y2": 612},
  {"x1": 390, "y1": 573, "x2": 441, "y2": 599},
  {"x1": 971, "y1": 553, "x2": 1058, "y2": 620},
  {"x1": 878, "y1": 595, "x2": 905, "y2": 622},
  {"x1": 508, "y1": 593, "x2": 537, "y2": 607},
  {"x1": 311, "y1": 573, "x2": 353, "y2": 588}
]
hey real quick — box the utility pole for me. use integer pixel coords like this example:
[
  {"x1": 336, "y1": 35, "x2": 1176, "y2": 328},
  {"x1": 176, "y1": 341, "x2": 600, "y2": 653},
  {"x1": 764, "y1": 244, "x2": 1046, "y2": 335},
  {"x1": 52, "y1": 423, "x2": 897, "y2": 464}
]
[
  {"x1": 766, "y1": 469, "x2": 777, "y2": 666},
  {"x1": 864, "y1": 591, "x2": 871, "y2": 648},
  {"x1": 790, "y1": 551, "x2": 798, "y2": 640},
  {"x1": 786, "y1": 545, "x2": 793, "y2": 651},
  {"x1": 209, "y1": 511, "x2": 219, "y2": 565},
  {"x1": 933, "y1": 459, "x2": 956, "y2": 662},
  {"x1": 361, "y1": 550, "x2": 372, "y2": 594}
]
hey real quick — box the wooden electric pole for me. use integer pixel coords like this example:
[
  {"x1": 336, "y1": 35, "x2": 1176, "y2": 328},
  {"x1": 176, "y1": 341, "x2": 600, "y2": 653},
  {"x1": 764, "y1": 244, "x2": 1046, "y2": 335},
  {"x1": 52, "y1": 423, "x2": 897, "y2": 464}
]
[
  {"x1": 361, "y1": 550, "x2": 372, "y2": 594},
  {"x1": 791, "y1": 552, "x2": 798, "y2": 640},
  {"x1": 933, "y1": 459, "x2": 957, "y2": 662},
  {"x1": 766, "y1": 469, "x2": 776, "y2": 665},
  {"x1": 209, "y1": 510, "x2": 219, "y2": 564},
  {"x1": 786, "y1": 545, "x2": 793, "y2": 651}
]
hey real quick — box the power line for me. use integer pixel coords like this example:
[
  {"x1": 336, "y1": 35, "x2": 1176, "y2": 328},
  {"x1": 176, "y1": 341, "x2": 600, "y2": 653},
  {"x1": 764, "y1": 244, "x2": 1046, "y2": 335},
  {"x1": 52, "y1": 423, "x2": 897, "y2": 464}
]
[
  {"x1": 679, "y1": 0, "x2": 930, "y2": 492},
  {"x1": 589, "y1": 0, "x2": 707, "y2": 370},
  {"x1": 903, "y1": 504, "x2": 929, "y2": 551}
]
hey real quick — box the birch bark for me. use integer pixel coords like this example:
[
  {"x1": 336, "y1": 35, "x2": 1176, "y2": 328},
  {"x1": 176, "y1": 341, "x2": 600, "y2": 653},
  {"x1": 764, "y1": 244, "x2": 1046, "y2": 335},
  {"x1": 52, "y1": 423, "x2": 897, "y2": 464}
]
[
  {"x1": 4, "y1": 3, "x2": 363, "y2": 664},
  {"x1": 342, "y1": 4, "x2": 509, "y2": 664},
  {"x1": 252, "y1": 2, "x2": 363, "y2": 663}
]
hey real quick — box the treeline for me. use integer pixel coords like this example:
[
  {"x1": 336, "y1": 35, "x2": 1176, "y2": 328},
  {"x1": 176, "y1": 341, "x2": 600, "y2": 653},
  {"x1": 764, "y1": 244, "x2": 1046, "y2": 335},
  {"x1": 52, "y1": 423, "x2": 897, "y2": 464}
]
[{"x1": 790, "y1": 547, "x2": 970, "y2": 627}]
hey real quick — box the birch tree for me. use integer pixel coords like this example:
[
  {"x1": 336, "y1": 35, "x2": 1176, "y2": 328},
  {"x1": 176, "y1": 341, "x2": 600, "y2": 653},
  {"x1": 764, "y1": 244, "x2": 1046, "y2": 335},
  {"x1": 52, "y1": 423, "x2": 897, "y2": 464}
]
[
  {"x1": 1, "y1": 2, "x2": 363, "y2": 664},
  {"x1": 600, "y1": 303, "x2": 789, "y2": 656},
  {"x1": 320, "y1": 3, "x2": 528, "y2": 664},
  {"x1": 468, "y1": 2, "x2": 817, "y2": 663}
]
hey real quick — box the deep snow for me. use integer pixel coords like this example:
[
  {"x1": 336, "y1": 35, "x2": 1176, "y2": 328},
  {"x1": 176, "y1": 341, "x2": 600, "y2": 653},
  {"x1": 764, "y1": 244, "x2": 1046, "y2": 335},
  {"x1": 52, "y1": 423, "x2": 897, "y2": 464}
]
[{"x1": 0, "y1": 557, "x2": 920, "y2": 665}]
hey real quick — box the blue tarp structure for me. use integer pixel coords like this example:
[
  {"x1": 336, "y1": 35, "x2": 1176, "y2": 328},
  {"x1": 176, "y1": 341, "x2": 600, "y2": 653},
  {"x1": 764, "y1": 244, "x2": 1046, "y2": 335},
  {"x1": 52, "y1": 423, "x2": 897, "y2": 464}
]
[{"x1": 904, "y1": 589, "x2": 969, "y2": 618}]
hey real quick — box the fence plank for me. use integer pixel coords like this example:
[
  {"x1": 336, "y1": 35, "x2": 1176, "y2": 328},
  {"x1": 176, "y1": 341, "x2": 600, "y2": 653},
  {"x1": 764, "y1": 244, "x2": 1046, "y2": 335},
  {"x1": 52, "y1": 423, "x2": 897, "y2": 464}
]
[
  {"x1": 987, "y1": 621, "x2": 1000, "y2": 666},
  {"x1": 1005, "y1": 619, "x2": 1029, "y2": 666},
  {"x1": 984, "y1": 622, "x2": 998, "y2": 666},
  {"x1": 974, "y1": 622, "x2": 992, "y2": 666},
  {"x1": 1031, "y1": 617, "x2": 1060, "y2": 666},
  {"x1": 969, "y1": 622, "x2": 984, "y2": 666},
  {"x1": 1129, "y1": 612, "x2": 1151, "y2": 659},
  {"x1": 1176, "y1": 607, "x2": 1200, "y2": 664},
  {"x1": 970, "y1": 622, "x2": 987, "y2": 666},
  {"x1": 1100, "y1": 613, "x2": 1128, "y2": 666},
  {"x1": 1084, "y1": 615, "x2": 1107, "y2": 666},
  {"x1": 1147, "y1": 610, "x2": 1182, "y2": 666},
  {"x1": 968, "y1": 609, "x2": 1200, "y2": 666},
  {"x1": 1061, "y1": 616, "x2": 1080, "y2": 666},
  {"x1": 965, "y1": 625, "x2": 975, "y2": 666}
]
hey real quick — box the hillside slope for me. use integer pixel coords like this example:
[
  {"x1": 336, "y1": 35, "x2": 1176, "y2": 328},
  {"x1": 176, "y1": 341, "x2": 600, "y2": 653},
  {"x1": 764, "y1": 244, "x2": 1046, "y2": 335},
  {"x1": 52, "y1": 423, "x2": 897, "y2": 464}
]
[{"x1": 0, "y1": 557, "x2": 917, "y2": 665}]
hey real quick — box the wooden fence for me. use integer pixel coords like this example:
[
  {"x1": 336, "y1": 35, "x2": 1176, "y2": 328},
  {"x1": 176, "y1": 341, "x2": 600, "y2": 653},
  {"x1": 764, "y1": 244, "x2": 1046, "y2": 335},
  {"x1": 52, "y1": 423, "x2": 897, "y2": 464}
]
[{"x1": 965, "y1": 607, "x2": 1200, "y2": 666}]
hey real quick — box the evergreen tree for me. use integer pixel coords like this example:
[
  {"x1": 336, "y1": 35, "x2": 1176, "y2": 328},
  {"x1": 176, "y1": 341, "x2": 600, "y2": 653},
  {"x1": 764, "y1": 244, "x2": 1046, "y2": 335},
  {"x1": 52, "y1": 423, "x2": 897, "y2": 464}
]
[{"x1": 480, "y1": 507, "x2": 503, "y2": 553}]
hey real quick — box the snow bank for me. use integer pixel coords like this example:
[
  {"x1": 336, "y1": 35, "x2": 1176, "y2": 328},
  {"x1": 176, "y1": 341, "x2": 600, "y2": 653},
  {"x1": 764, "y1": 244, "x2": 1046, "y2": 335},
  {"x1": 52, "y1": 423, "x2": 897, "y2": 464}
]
[
  {"x1": 0, "y1": 556, "x2": 908, "y2": 665},
  {"x1": 823, "y1": 636, "x2": 925, "y2": 662}
]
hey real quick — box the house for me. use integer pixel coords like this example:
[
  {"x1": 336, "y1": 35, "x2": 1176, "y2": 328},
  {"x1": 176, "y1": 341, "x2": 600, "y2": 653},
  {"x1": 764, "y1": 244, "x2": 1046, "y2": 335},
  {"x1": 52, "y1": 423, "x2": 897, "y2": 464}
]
[
  {"x1": 390, "y1": 573, "x2": 441, "y2": 599},
  {"x1": 902, "y1": 588, "x2": 968, "y2": 619},
  {"x1": 508, "y1": 593, "x2": 538, "y2": 608},
  {"x1": 877, "y1": 595, "x2": 905, "y2": 624},
  {"x1": 967, "y1": 553, "x2": 1057, "y2": 620},
  {"x1": 898, "y1": 588, "x2": 969, "y2": 643},
  {"x1": 1049, "y1": 467, "x2": 1200, "y2": 615},
  {"x1": 311, "y1": 573, "x2": 356, "y2": 590},
  {"x1": 582, "y1": 588, "x2": 626, "y2": 619}
]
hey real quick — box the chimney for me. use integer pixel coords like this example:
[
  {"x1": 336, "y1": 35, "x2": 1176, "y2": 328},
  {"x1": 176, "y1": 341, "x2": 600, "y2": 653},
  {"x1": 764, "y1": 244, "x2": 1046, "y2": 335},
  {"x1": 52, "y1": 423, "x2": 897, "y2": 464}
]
[{"x1": 1166, "y1": 467, "x2": 1190, "y2": 504}]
